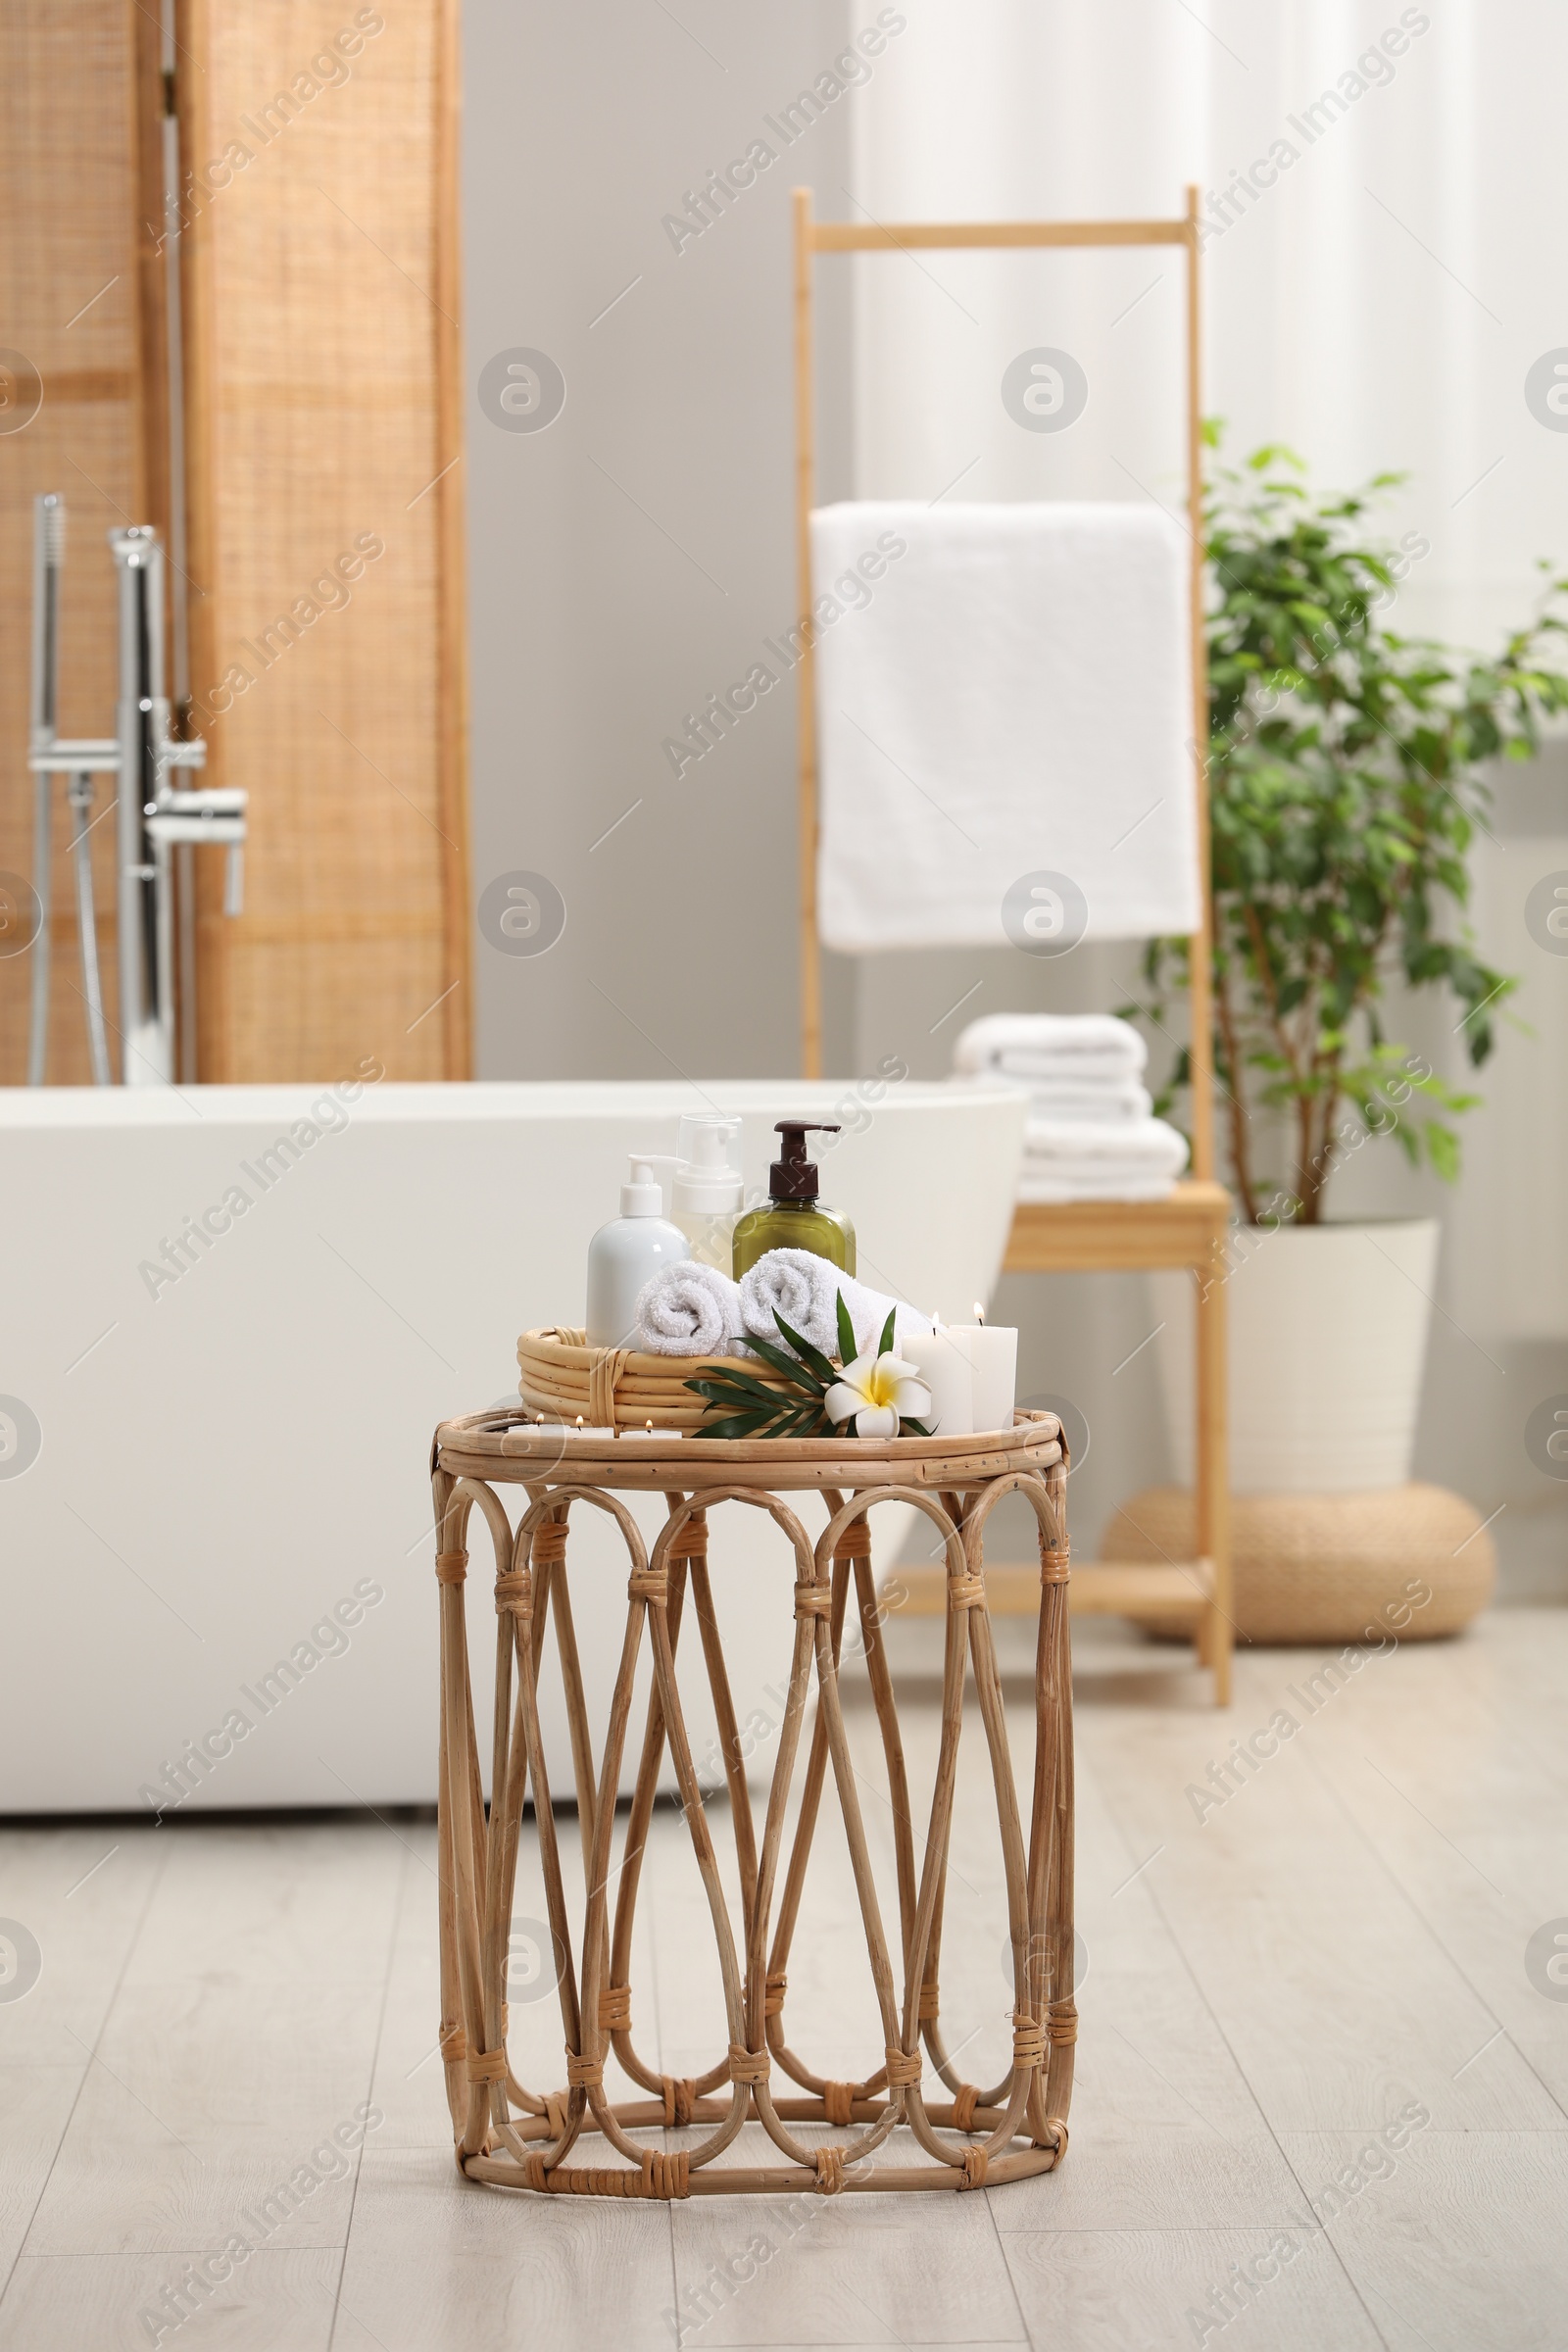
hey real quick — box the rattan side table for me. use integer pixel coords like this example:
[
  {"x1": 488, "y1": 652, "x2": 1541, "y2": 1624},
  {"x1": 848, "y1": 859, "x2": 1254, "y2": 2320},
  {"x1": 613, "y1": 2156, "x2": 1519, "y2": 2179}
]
[{"x1": 429, "y1": 1405, "x2": 1075, "y2": 2200}]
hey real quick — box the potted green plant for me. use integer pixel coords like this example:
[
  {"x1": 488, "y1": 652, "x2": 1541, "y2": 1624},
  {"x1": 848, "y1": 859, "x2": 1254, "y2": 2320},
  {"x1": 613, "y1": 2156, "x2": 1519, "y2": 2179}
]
[{"x1": 1142, "y1": 435, "x2": 1568, "y2": 1493}]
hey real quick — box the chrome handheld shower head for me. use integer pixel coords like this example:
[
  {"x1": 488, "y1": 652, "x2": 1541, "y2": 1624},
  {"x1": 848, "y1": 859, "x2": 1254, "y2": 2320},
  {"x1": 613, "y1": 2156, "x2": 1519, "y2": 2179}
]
[
  {"x1": 37, "y1": 491, "x2": 65, "y2": 564},
  {"x1": 29, "y1": 493, "x2": 66, "y2": 745},
  {"x1": 25, "y1": 495, "x2": 68, "y2": 1085}
]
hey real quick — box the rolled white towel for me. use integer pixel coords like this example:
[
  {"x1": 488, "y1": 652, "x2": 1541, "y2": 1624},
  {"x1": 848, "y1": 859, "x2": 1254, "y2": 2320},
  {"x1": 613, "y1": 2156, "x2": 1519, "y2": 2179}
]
[
  {"x1": 738, "y1": 1249, "x2": 933, "y2": 1360},
  {"x1": 634, "y1": 1261, "x2": 747, "y2": 1356},
  {"x1": 956, "y1": 1011, "x2": 1147, "y2": 1081},
  {"x1": 838, "y1": 1271, "x2": 936, "y2": 1356}
]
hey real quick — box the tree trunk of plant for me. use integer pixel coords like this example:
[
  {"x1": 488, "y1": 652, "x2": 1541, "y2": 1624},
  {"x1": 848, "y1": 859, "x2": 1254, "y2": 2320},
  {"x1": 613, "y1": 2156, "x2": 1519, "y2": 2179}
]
[
  {"x1": 1297, "y1": 1078, "x2": 1341, "y2": 1222},
  {"x1": 1214, "y1": 973, "x2": 1261, "y2": 1224}
]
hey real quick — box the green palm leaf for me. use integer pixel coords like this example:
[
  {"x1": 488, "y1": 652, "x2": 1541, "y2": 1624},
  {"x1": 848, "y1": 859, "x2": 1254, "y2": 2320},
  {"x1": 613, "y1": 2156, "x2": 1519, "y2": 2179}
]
[
  {"x1": 738, "y1": 1331, "x2": 831, "y2": 1393},
  {"x1": 835, "y1": 1291, "x2": 858, "y2": 1365},
  {"x1": 696, "y1": 1411, "x2": 776, "y2": 1442},
  {"x1": 689, "y1": 1369, "x2": 790, "y2": 1405},
  {"x1": 685, "y1": 1292, "x2": 929, "y2": 1441},
  {"x1": 772, "y1": 1312, "x2": 840, "y2": 1388}
]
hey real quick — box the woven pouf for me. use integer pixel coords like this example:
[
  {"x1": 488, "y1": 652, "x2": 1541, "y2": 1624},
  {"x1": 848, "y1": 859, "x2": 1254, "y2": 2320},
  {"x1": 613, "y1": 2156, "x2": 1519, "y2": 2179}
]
[{"x1": 1102, "y1": 1483, "x2": 1496, "y2": 1645}]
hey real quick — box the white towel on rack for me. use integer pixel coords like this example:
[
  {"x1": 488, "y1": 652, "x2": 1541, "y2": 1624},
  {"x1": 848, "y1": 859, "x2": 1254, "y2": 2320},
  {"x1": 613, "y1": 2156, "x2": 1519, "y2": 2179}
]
[
  {"x1": 955, "y1": 1012, "x2": 1148, "y2": 1080},
  {"x1": 810, "y1": 502, "x2": 1200, "y2": 952},
  {"x1": 1016, "y1": 1113, "x2": 1189, "y2": 1203},
  {"x1": 1021, "y1": 1117, "x2": 1188, "y2": 1174},
  {"x1": 1017, "y1": 1169, "x2": 1182, "y2": 1203},
  {"x1": 964, "y1": 1070, "x2": 1153, "y2": 1124}
]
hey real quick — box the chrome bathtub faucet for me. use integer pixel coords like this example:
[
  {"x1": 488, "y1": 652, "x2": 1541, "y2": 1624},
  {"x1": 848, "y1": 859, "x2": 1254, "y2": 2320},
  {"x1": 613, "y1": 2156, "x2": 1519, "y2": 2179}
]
[{"x1": 25, "y1": 499, "x2": 247, "y2": 1086}]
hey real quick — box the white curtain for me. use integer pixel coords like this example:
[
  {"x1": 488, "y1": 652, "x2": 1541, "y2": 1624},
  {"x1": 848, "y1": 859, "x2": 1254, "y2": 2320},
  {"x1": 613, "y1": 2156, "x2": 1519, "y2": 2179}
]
[{"x1": 850, "y1": 0, "x2": 1568, "y2": 1353}]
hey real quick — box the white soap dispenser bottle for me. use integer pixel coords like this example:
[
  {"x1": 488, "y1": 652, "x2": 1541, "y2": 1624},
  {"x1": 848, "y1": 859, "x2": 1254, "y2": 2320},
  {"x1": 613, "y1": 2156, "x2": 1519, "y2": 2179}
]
[
  {"x1": 585, "y1": 1156, "x2": 690, "y2": 1349},
  {"x1": 670, "y1": 1113, "x2": 745, "y2": 1271}
]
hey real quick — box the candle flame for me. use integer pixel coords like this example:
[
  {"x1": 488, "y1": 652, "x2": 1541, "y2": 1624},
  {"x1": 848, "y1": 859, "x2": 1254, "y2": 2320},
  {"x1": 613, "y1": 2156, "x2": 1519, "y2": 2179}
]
[{"x1": 974, "y1": 1301, "x2": 985, "y2": 1325}]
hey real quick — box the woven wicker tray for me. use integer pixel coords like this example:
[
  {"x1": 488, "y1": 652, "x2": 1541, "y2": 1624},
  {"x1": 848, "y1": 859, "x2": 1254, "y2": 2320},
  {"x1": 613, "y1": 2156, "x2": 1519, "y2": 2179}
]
[{"x1": 516, "y1": 1324, "x2": 796, "y2": 1434}]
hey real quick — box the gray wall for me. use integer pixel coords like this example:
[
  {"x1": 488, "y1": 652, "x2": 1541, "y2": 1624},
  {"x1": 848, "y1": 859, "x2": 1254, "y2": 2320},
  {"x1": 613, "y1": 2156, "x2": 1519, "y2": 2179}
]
[{"x1": 464, "y1": 0, "x2": 858, "y2": 1084}]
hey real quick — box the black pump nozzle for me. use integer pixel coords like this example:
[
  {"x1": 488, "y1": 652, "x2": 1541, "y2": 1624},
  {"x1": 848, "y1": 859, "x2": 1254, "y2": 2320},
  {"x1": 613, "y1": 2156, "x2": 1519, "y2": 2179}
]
[{"x1": 769, "y1": 1120, "x2": 838, "y2": 1200}]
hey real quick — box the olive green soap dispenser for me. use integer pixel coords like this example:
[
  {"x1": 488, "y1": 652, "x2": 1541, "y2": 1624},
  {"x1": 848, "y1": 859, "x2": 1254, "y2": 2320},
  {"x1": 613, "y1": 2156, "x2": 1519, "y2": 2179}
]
[{"x1": 731, "y1": 1121, "x2": 857, "y2": 1277}]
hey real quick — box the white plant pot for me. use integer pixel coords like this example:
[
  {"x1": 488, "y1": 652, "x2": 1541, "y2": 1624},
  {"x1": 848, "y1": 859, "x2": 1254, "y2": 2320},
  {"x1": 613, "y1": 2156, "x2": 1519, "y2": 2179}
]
[{"x1": 1152, "y1": 1218, "x2": 1441, "y2": 1495}]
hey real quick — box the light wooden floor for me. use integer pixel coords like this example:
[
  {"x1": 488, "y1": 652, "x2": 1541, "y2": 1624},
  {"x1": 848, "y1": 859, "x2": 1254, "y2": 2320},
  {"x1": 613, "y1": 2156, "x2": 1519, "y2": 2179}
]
[{"x1": 3, "y1": 1607, "x2": 1567, "y2": 2351}]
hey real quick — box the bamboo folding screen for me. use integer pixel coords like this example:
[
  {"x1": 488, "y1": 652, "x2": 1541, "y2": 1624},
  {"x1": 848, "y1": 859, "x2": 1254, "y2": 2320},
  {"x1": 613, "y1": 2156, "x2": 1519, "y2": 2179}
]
[
  {"x1": 179, "y1": 0, "x2": 470, "y2": 1078},
  {"x1": 0, "y1": 0, "x2": 470, "y2": 1084},
  {"x1": 0, "y1": 0, "x2": 144, "y2": 1084}
]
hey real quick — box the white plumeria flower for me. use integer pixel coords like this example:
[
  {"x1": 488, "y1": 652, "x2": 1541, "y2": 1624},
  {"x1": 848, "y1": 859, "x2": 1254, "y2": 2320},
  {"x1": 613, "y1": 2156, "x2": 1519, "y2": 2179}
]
[{"x1": 824, "y1": 1350, "x2": 932, "y2": 1441}]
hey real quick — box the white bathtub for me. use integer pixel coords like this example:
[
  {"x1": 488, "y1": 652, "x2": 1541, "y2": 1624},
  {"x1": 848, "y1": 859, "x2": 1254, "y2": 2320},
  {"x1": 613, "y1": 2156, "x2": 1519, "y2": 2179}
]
[{"x1": 0, "y1": 1079, "x2": 1024, "y2": 1814}]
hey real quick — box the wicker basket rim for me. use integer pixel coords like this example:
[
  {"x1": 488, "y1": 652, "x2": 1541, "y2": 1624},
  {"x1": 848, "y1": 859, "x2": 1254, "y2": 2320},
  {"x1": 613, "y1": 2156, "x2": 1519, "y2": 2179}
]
[{"x1": 518, "y1": 1324, "x2": 785, "y2": 1379}]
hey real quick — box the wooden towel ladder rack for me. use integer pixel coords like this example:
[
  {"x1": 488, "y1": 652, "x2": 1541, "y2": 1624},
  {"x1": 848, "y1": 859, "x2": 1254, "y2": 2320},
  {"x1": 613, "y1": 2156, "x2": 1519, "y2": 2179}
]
[{"x1": 791, "y1": 185, "x2": 1232, "y2": 1703}]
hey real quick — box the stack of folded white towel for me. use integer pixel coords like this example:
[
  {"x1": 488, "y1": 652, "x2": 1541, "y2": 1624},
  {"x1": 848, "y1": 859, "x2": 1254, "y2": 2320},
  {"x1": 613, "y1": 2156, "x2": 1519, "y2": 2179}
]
[
  {"x1": 634, "y1": 1250, "x2": 933, "y2": 1360},
  {"x1": 956, "y1": 1013, "x2": 1189, "y2": 1203}
]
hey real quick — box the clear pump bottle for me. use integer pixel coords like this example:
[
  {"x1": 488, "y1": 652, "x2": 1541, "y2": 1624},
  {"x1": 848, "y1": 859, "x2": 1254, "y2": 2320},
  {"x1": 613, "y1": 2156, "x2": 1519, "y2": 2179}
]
[{"x1": 668, "y1": 1113, "x2": 745, "y2": 1271}]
